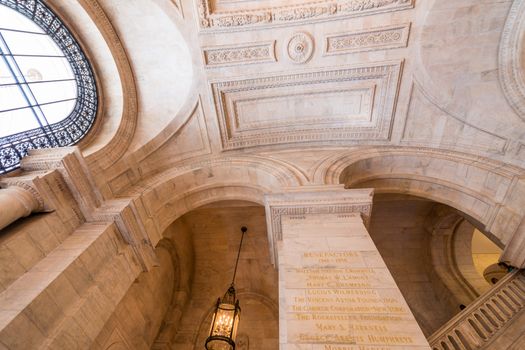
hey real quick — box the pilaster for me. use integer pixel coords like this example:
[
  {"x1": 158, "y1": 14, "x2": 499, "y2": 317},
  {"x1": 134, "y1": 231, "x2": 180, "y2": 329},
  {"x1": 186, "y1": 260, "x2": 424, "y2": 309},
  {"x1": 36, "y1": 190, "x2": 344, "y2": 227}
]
[{"x1": 265, "y1": 186, "x2": 431, "y2": 349}]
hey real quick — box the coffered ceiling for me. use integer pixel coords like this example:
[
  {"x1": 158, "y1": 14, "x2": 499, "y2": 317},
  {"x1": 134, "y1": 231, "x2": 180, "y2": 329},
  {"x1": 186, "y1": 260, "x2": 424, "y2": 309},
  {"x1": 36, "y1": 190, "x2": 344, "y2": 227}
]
[
  {"x1": 179, "y1": 0, "x2": 521, "y2": 168},
  {"x1": 194, "y1": 0, "x2": 414, "y2": 152},
  {"x1": 197, "y1": 0, "x2": 414, "y2": 29},
  {"x1": 87, "y1": 0, "x2": 524, "y2": 172}
]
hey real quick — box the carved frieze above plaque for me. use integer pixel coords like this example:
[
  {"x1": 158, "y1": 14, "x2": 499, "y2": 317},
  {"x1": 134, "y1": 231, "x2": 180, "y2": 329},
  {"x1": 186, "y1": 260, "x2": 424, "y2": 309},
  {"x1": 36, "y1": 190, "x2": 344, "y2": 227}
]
[
  {"x1": 264, "y1": 186, "x2": 374, "y2": 265},
  {"x1": 210, "y1": 60, "x2": 403, "y2": 150},
  {"x1": 325, "y1": 23, "x2": 411, "y2": 55},
  {"x1": 197, "y1": 0, "x2": 414, "y2": 30},
  {"x1": 203, "y1": 41, "x2": 276, "y2": 67},
  {"x1": 286, "y1": 32, "x2": 314, "y2": 64}
]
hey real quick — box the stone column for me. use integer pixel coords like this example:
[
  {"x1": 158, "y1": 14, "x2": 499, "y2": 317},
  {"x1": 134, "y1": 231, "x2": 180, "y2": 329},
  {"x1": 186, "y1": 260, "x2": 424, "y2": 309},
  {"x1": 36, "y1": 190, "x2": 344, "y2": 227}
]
[
  {"x1": 0, "y1": 185, "x2": 43, "y2": 230},
  {"x1": 265, "y1": 186, "x2": 430, "y2": 350}
]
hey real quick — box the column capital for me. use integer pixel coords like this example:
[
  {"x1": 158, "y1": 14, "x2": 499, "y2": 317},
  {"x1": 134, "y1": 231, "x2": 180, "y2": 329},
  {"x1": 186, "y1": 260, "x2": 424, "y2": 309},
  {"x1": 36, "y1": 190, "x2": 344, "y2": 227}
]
[
  {"x1": 264, "y1": 185, "x2": 374, "y2": 265},
  {"x1": 0, "y1": 180, "x2": 45, "y2": 212}
]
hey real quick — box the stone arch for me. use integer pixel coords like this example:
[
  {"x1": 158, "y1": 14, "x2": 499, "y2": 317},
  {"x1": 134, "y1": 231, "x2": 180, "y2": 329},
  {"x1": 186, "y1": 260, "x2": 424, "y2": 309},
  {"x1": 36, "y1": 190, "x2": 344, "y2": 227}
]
[
  {"x1": 46, "y1": 0, "x2": 139, "y2": 172},
  {"x1": 127, "y1": 156, "x2": 306, "y2": 241},
  {"x1": 151, "y1": 237, "x2": 192, "y2": 347},
  {"x1": 317, "y1": 147, "x2": 525, "y2": 249},
  {"x1": 146, "y1": 197, "x2": 278, "y2": 349},
  {"x1": 427, "y1": 206, "x2": 493, "y2": 309}
]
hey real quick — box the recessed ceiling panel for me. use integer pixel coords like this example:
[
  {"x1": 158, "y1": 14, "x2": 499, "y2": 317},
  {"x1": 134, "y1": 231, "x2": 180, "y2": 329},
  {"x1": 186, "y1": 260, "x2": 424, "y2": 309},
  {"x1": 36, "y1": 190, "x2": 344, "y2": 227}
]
[{"x1": 210, "y1": 60, "x2": 403, "y2": 150}]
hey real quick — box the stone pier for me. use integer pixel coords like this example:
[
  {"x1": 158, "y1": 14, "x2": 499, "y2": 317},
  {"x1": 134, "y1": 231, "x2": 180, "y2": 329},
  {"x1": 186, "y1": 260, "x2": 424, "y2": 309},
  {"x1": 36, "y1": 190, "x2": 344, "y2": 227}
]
[{"x1": 265, "y1": 186, "x2": 431, "y2": 350}]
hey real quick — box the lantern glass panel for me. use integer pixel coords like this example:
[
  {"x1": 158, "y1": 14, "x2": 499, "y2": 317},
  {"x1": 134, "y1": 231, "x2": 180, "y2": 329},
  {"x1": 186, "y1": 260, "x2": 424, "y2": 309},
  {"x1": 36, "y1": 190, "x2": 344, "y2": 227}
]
[
  {"x1": 212, "y1": 303, "x2": 235, "y2": 337},
  {"x1": 206, "y1": 301, "x2": 240, "y2": 350}
]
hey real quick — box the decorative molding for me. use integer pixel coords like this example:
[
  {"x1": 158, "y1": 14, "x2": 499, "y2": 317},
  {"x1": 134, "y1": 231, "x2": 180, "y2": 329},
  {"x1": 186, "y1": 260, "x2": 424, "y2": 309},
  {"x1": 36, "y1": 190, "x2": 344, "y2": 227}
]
[
  {"x1": 325, "y1": 23, "x2": 411, "y2": 55},
  {"x1": 499, "y1": 0, "x2": 525, "y2": 120},
  {"x1": 80, "y1": 0, "x2": 138, "y2": 173},
  {"x1": 102, "y1": 328, "x2": 133, "y2": 350},
  {"x1": 286, "y1": 32, "x2": 314, "y2": 64},
  {"x1": 197, "y1": 0, "x2": 414, "y2": 30},
  {"x1": 264, "y1": 186, "x2": 374, "y2": 265},
  {"x1": 210, "y1": 60, "x2": 403, "y2": 150},
  {"x1": 170, "y1": 0, "x2": 182, "y2": 15},
  {"x1": 202, "y1": 41, "x2": 276, "y2": 67}
]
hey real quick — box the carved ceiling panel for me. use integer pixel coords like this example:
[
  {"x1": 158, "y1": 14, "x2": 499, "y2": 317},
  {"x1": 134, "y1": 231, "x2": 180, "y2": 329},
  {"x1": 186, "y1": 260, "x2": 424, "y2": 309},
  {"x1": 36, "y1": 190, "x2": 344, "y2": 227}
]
[
  {"x1": 210, "y1": 60, "x2": 403, "y2": 150},
  {"x1": 197, "y1": 0, "x2": 414, "y2": 30}
]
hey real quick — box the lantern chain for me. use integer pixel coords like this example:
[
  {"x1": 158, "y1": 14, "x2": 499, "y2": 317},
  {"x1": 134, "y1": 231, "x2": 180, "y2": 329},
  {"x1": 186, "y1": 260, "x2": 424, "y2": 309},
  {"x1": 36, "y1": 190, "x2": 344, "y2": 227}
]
[{"x1": 231, "y1": 226, "x2": 247, "y2": 287}]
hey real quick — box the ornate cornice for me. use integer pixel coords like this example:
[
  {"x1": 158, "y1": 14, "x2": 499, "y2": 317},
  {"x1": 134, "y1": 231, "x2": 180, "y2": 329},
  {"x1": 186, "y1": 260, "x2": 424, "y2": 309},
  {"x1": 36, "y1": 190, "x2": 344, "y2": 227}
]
[{"x1": 197, "y1": 0, "x2": 414, "y2": 30}]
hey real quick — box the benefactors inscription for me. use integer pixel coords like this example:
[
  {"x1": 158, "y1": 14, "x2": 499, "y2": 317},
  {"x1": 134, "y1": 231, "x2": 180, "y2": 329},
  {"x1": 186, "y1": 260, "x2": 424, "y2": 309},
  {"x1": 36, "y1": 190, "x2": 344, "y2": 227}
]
[{"x1": 278, "y1": 213, "x2": 430, "y2": 348}]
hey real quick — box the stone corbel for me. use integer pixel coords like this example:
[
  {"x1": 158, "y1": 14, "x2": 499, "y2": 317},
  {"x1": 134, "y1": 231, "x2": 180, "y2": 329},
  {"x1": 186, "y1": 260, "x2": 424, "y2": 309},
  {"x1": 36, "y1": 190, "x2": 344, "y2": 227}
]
[{"x1": 91, "y1": 198, "x2": 159, "y2": 272}]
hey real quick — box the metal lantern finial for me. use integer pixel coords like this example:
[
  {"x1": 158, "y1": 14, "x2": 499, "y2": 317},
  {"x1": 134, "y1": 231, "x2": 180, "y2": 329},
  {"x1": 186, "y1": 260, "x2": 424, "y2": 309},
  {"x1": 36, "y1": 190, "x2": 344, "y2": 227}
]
[{"x1": 205, "y1": 226, "x2": 247, "y2": 350}]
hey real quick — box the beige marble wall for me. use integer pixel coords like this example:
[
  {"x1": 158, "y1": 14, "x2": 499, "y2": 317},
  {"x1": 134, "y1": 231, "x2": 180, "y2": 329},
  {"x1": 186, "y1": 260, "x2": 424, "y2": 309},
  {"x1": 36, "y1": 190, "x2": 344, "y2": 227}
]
[{"x1": 93, "y1": 245, "x2": 175, "y2": 349}]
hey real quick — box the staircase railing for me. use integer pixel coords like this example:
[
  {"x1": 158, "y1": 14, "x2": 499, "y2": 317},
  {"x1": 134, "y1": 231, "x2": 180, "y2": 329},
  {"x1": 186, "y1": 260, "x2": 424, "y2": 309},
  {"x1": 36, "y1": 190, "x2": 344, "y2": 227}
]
[{"x1": 428, "y1": 270, "x2": 525, "y2": 350}]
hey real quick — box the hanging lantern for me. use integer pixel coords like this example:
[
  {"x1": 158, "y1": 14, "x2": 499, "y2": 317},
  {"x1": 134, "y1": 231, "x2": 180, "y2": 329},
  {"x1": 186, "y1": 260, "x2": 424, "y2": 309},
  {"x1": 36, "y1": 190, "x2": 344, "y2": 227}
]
[
  {"x1": 205, "y1": 286, "x2": 241, "y2": 350},
  {"x1": 205, "y1": 226, "x2": 247, "y2": 350}
]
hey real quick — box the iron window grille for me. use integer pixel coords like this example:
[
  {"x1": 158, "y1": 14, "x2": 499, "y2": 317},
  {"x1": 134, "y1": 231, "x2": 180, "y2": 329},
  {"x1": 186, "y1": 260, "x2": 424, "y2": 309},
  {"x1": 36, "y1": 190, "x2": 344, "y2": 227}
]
[{"x1": 0, "y1": 0, "x2": 97, "y2": 174}]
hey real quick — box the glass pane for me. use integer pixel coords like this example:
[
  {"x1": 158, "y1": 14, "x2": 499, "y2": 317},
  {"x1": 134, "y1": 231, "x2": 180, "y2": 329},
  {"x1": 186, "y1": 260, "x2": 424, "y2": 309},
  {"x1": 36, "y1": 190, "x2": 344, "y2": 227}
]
[
  {"x1": 0, "y1": 57, "x2": 15, "y2": 85},
  {"x1": 212, "y1": 306, "x2": 235, "y2": 337},
  {"x1": 0, "y1": 108, "x2": 41, "y2": 137},
  {"x1": 30, "y1": 80, "x2": 77, "y2": 105},
  {"x1": 0, "y1": 1, "x2": 97, "y2": 175},
  {"x1": 0, "y1": 6, "x2": 44, "y2": 33},
  {"x1": 1, "y1": 30, "x2": 62, "y2": 56},
  {"x1": 13, "y1": 56, "x2": 74, "y2": 82},
  {"x1": 40, "y1": 99, "x2": 76, "y2": 124},
  {"x1": 0, "y1": 84, "x2": 28, "y2": 111}
]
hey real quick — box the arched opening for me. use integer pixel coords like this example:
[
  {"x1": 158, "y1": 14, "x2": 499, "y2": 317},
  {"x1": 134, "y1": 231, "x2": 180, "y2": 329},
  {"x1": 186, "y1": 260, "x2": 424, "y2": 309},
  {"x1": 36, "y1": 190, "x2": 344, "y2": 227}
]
[
  {"x1": 93, "y1": 199, "x2": 279, "y2": 349},
  {"x1": 366, "y1": 193, "x2": 508, "y2": 337},
  {"x1": 170, "y1": 200, "x2": 279, "y2": 350},
  {"x1": 331, "y1": 149, "x2": 521, "y2": 338}
]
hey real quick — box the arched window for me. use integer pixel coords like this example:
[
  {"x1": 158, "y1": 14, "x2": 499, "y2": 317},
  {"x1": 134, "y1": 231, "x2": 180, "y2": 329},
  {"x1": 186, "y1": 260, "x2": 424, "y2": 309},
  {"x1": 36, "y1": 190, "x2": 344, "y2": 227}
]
[{"x1": 0, "y1": 0, "x2": 97, "y2": 174}]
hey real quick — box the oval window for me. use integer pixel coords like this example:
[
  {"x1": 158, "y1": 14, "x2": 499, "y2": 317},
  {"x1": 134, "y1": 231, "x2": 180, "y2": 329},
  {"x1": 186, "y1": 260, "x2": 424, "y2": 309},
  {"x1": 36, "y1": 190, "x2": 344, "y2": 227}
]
[{"x1": 0, "y1": 0, "x2": 97, "y2": 174}]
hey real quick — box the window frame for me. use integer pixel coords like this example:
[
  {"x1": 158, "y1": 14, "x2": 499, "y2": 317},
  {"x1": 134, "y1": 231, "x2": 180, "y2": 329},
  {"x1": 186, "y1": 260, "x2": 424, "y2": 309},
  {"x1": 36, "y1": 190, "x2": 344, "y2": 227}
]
[{"x1": 0, "y1": 0, "x2": 97, "y2": 174}]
